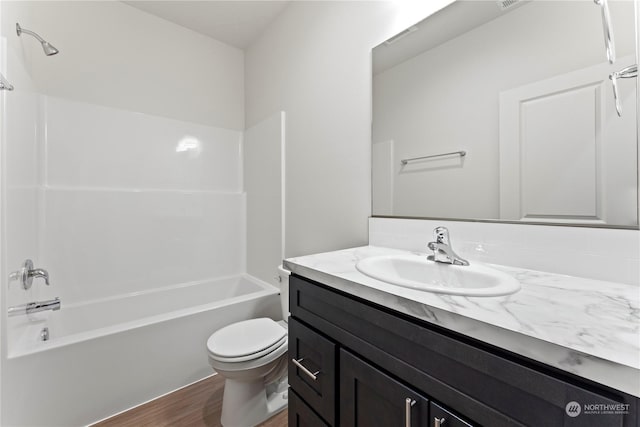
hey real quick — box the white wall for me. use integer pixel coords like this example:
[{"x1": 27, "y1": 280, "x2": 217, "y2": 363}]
[
  {"x1": 373, "y1": 0, "x2": 637, "y2": 221},
  {"x1": 15, "y1": 0, "x2": 244, "y2": 130},
  {"x1": 246, "y1": 0, "x2": 638, "y2": 281},
  {"x1": 245, "y1": 0, "x2": 454, "y2": 258}
]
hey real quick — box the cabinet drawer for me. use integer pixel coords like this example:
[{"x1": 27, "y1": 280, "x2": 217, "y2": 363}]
[
  {"x1": 288, "y1": 318, "x2": 336, "y2": 425},
  {"x1": 431, "y1": 402, "x2": 475, "y2": 427},
  {"x1": 289, "y1": 390, "x2": 330, "y2": 427},
  {"x1": 291, "y1": 275, "x2": 631, "y2": 427}
]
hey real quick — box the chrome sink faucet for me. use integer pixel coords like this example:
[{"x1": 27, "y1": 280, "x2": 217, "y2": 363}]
[{"x1": 427, "y1": 227, "x2": 469, "y2": 266}]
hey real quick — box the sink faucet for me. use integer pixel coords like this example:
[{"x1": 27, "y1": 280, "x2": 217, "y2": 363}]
[{"x1": 427, "y1": 227, "x2": 469, "y2": 266}]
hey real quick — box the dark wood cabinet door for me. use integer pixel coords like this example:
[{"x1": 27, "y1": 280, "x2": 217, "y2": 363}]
[
  {"x1": 340, "y1": 349, "x2": 429, "y2": 427},
  {"x1": 289, "y1": 390, "x2": 330, "y2": 427}
]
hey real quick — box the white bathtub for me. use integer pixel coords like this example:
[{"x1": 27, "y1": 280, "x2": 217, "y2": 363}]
[{"x1": 2, "y1": 274, "x2": 281, "y2": 427}]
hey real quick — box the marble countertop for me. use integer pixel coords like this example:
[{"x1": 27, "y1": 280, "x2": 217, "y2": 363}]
[{"x1": 284, "y1": 245, "x2": 640, "y2": 397}]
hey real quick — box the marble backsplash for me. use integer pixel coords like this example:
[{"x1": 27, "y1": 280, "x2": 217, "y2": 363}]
[{"x1": 369, "y1": 217, "x2": 639, "y2": 286}]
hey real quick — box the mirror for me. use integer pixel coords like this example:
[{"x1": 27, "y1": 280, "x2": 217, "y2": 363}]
[{"x1": 372, "y1": 0, "x2": 638, "y2": 228}]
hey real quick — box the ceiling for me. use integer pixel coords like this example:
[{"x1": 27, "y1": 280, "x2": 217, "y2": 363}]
[
  {"x1": 123, "y1": 1, "x2": 290, "y2": 49},
  {"x1": 373, "y1": 1, "x2": 530, "y2": 74}
]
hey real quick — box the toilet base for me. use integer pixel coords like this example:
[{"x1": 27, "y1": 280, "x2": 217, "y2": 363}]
[{"x1": 220, "y1": 376, "x2": 288, "y2": 427}]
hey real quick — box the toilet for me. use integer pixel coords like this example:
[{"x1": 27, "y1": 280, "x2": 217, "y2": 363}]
[{"x1": 207, "y1": 266, "x2": 291, "y2": 427}]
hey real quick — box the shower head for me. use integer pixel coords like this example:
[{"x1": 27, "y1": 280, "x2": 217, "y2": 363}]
[
  {"x1": 16, "y1": 23, "x2": 59, "y2": 56},
  {"x1": 40, "y1": 41, "x2": 59, "y2": 56}
]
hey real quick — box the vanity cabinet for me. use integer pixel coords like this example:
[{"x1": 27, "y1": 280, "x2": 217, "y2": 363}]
[{"x1": 287, "y1": 274, "x2": 639, "y2": 427}]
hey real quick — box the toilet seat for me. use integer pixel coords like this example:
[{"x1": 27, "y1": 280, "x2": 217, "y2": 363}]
[
  {"x1": 210, "y1": 336, "x2": 287, "y2": 363},
  {"x1": 207, "y1": 318, "x2": 287, "y2": 363}
]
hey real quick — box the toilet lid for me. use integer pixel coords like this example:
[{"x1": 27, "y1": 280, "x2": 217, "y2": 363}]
[{"x1": 207, "y1": 318, "x2": 287, "y2": 360}]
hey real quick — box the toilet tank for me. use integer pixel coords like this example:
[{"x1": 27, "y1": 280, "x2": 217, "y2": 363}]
[{"x1": 277, "y1": 265, "x2": 291, "y2": 322}]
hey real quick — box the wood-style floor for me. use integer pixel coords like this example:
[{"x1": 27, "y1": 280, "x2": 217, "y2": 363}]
[{"x1": 94, "y1": 375, "x2": 287, "y2": 427}]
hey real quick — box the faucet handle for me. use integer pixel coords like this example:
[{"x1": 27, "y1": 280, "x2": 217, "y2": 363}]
[
  {"x1": 29, "y1": 268, "x2": 50, "y2": 286},
  {"x1": 11, "y1": 260, "x2": 51, "y2": 290}
]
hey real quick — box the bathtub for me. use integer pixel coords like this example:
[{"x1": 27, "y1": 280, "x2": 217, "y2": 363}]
[{"x1": 2, "y1": 274, "x2": 281, "y2": 427}]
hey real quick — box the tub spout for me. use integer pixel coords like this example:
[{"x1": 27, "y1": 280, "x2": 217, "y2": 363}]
[{"x1": 8, "y1": 297, "x2": 61, "y2": 317}]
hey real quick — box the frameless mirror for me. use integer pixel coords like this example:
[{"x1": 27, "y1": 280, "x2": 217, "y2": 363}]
[{"x1": 372, "y1": 0, "x2": 638, "y2": 228}]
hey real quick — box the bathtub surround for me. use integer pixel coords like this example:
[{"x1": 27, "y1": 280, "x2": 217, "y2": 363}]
[
  {"x1": 245, "y1": 112, "x2": 286, "y2": 287},
  {"x1": 3, "y1": 93, "x2": 250, "y2": 356},
  {"x1": 38, "y1": 96, "x2": 246, "y2": 305},
  {"x1": 2, "y1": 0, "x2": 247, "y2": 325},
  {"x1": 1, "y1": 11, "x2": 41, "y2": 426},
  {"x1": 9, "y1": 276, "x2": 274, "y2": 357},
  {"x1": 2, "y1": 93, "x2": 279, "y2": 426},
  {"x1": 0, "y1": 90, "x2": 274, "y2": 425}
]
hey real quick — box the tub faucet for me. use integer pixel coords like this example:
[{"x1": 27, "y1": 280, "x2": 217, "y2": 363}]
[
  {"x1": 427, "y1": 227, "x2": 469, "y2": 266},
  {"x1": 8, "y1": 297, "x2": 61, "y2": 317}
]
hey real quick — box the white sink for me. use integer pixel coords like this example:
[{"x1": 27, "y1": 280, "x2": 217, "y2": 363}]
[{"x1": 355, "y1": 254, "x2": 521, "y2": 297}]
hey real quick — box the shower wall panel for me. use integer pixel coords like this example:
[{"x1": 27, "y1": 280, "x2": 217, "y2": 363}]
[
  {"x1": 244, "y1": 112, "x2": 285, "y2": 287},
  {"x1": 43, "y1": 97, "x2": 242, "y2": 192},
  {"x1": 38, "y1": 96, "x2": 245, "y2": 305}
]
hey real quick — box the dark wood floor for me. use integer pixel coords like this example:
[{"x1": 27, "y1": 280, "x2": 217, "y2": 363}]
[{"x1": 94, "y1": 375, "x2": 287, "y2": 427}]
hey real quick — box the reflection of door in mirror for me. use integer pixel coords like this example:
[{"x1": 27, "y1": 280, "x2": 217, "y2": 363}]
[
  {"x1": 372, "y1": 0, "x2": 638, "y2": 227},
  {"x1": 499, "y1": 56, "x2": 637, "y2": 226}
]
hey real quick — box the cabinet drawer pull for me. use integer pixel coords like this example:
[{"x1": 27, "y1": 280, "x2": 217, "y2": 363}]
[
  {"x1": 434, "y1": 417, "x2": 446, "y2": 427},
  {"x1": 292, "y1": 357, "x2": 320, "y2": 381},
  {"x1": 405, "y1": 397, "x2": 416, "y2": 427}
]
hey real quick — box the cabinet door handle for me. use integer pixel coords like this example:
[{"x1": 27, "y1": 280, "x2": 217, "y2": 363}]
[
  {"x1": 404, "y1": 397, "x2": 416, "y2": 427},
  {"x1": 434, "y1": 417, "x2": 446, "y2": 427},
  {"x1": 292, "y1": 357, "x2": 320, "y2": 381}
]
